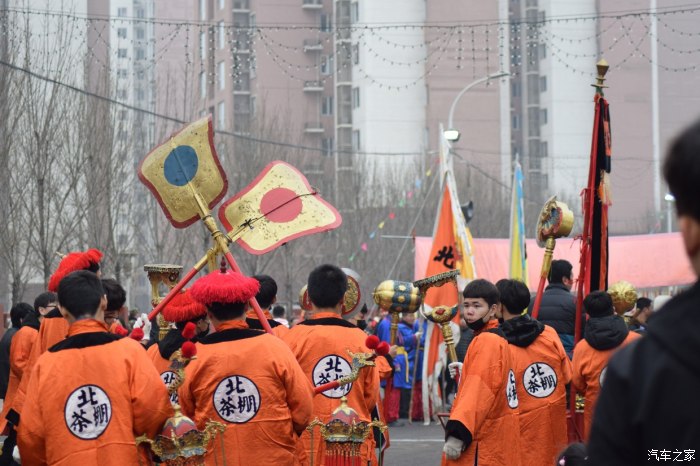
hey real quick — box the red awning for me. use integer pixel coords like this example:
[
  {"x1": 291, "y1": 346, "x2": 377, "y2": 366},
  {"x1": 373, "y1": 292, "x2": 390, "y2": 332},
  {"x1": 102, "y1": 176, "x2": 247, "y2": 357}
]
[{"x1": 414, "y1": 233, "x2": 694, "y2": 290}]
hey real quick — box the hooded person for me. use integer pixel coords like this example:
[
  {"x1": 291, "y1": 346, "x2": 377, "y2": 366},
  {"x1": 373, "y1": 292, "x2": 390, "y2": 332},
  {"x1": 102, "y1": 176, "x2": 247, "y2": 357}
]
[
  {"x1": 5, "y1": 249, "x2": 103, "y2": 437},
  {"x1": 442, "y1": 279, "x2": 521, "y2": 466},
  {"x1": 571, "y1": 290, "x2": 640, "y2": 439},
  {"x1": 497, "y1": 279, "x2": 572, "y2": 466},
  {"x1": 245, "y1": 274, "x2": 289, "y2": 337},
  {"x1": 179, "y1": 265, "x2": 313, "y2": 466},
  {"x1": 280, "y1": 264, "x2": 380, "y2": 466},
  {"x1": 146, "y1": 289, "x2": 209, "y2": 404},
  {"x1": 17, "y1": 270, "x2": 172, "y2": 465}
]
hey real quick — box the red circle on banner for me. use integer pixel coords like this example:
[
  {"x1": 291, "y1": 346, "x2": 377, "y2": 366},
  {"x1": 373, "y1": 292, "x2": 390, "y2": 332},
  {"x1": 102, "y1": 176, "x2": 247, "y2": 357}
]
[{"x1": 260, "y1": 187, "x2": 303, "y2": 223}]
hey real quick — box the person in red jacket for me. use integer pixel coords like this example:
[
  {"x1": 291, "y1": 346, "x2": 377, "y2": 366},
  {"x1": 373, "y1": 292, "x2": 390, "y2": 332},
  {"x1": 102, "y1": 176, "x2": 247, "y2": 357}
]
[
  {"x1": 180, "y1": 265, "x2": 313, "y2": 466},
  {"x1": 571, "y1": 290, "x2": 640, "y2": 439},
  {"x1": 281, "y1": 264, "x2": 380, "y2": 466},
  {"x1": 497, "y1": 279, "x2": 572, "y2": 466},
  {"x1": 17, "y1": 270, "x2": 172, "y2": 465},
  {"x1": 443, "y1": 279, "x2": 521, "y2": 466}
]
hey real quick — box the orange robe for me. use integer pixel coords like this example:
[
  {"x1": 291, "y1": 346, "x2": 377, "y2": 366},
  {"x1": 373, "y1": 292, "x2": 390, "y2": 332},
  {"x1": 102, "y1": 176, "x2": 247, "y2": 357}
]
[
  {"x1": 443, "y1": 320, "x2": 521, "y2": 466},
  {"x1": 505, "y1": 324, "x2": 572, "y2": 466},
  {"x1": 9, "y1": 313, "x2": 70, "y2": 423},
  {"x1": 281, "y1": 312, "x2": 380, "y2": 466},
  {"x1": 17, "y1": 319, "x2": 172, "y2": 465},
  {"x1": 246, "y1": 309, "x2": 289, "y2": 337},
  {"x1": 572, "y1": 330, "x2": 640, "y2": 439},
  {"x1": 0, "y1": 326, "x2": 38, "y2": 432},
  {"x1": 179, "y1": 320, "x2": 313, "y2": 466},
  {"x1": 146, "y1": 329, "x2": 186, "y2": 405}
]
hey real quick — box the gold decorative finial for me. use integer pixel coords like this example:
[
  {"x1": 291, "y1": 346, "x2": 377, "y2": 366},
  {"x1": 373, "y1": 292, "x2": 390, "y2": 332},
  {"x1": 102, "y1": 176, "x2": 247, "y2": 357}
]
[{"x1": 592, "y1": 58, "x2": 609, "y2": 94}]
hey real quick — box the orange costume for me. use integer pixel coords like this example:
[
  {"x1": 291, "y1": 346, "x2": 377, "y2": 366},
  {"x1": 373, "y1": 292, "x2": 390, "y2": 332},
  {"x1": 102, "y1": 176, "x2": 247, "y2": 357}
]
[
  {"x1": 443, "y1": 320, "x2": 521, "y2": 466},
  {"x1": 17, "y1": 319, "x2": 172, "y2": 465},
  {"x1": 282, "y1": 312, "x2": 380, "y2": 466},
  {"x1": 501, "y1": 316, "x2": 572, "y2": 466},
  {"x1": 0, "y1": 325, "x2": 39, "y2": 432},
  {"x1": 572, "y1": 315, "x2": 640, "y2": 439},
  {"x1": 179, "y1": 320, "x2": 313, "y2": 465},
  {"x1": 246, "y1": 309, "x2": 289, "y2": 337}
]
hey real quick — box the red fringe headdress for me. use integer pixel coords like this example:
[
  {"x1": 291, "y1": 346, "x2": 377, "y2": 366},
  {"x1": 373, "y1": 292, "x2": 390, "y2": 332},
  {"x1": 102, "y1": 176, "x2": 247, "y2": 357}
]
[
  {"x1": 162, "y1": 289, "x2": 207, "y2": 323},
  {"x1": 190, "y1": 269, "x2": 260, "y2": 306},
  {"x1": 48, "y1": 248, "x2": 103, "y2": 292}
]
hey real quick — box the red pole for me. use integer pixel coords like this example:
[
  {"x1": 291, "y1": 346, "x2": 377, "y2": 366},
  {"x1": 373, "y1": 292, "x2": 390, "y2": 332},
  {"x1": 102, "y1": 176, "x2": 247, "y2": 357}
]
[
  {"x1": 531, "y1": 275, "x2": 547, "y2": 320},
  {"x1": 222, "y1": 251, "x2": 273, "y2": 335}
]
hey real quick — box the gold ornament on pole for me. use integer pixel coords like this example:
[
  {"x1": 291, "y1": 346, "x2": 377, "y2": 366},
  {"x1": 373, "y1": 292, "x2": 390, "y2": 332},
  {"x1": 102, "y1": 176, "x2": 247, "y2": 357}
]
[
  {"x1": 144, "y1": 264, "x2": 183, "y2": 340},
  {"x1": 371, "y1": 280, "x2": 422, "y2": 345}
]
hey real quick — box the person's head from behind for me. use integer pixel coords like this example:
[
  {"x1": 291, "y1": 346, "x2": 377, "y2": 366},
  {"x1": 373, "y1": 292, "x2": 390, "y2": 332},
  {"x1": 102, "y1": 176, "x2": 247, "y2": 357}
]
[
  {"x1": 253, "y1": 275, "x2": 277, "y2": 310},
  {"x1": 584, "y1": 290, "x2": 614, "y2": 319},
  {"x1": 549, "y1": 260, "x2": 574, "y2": 290},
  {"x1": 556, "y1": 442, "x2": 587, "y2": 466},
  {"x1": 272, "y1": 305, "x2": 285, "y2": 319},
  {"x1": 462, "y1": 279, "x2": 499, "y2": 331},
  {"x1": 633, "y1": 297, "x2": 653, "y2": 324},
  {"x1": 190, "y1": 270, "x2": 260, "y2": 327},
  {"x1": 495, "y1": 279, "x2": 530, "y2": 319},
  {"x1": 10, "y1": 303, "x2": 32, "y2": 328},
  {"x1": 101, "y1": 278, "x2": 126, "y2": 326},
  {"x1": 57, "y1": 271, "x2": 106, "y2": 322},
  {"x1": 307, "y1": 264, "x2": 347, "y2": 312},
  {"x1": 34, "y1": 291, "x2": 58, "y2": 317},
  {"x1": 664, "y1": 118, "x2": 700, "y2": 277}
]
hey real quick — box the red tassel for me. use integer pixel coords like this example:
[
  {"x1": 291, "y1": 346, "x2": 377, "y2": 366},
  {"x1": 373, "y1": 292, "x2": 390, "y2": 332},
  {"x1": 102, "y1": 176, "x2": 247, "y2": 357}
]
[
  {"x1": 181, "y1": 322, "x2": 197, "y2": 340},
  {"x1": 129, "y1": 327, "x2": 144, "y2": 341},
  {"x1": 181, "y1": 341, "x2": 197, "y2": 358},
  {"x1": 376, "y1": 341, "x2": 390, "y2": 356},
  {"x1": 365, "y1": 335, "x2": 379, "y2": 349},
  {"x1": 114, "y1": 325, "x2": 128, "y2": 337}
]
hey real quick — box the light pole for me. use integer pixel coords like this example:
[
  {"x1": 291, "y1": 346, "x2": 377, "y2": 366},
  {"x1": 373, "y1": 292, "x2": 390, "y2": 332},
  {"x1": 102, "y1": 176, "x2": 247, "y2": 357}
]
[
  {"x1": 664, "y1": 193, "x2": 675, "y2": 233},
  {"x1": 444, "y1": 71, "x2": 510, "y2": 142}
]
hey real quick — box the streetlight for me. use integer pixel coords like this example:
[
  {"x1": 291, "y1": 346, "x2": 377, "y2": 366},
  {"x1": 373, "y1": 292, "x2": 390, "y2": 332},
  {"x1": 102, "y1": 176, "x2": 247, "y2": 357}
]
[
  {"x1": 664, "y1": 193, "x2": 675, "y2": 233},
  {"x1": 444, "y1": 71, "x2": 510, "y2": 142}
]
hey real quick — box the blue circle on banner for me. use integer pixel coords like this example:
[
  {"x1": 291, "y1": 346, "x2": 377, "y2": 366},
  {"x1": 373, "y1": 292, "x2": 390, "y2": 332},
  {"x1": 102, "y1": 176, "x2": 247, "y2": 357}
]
[{"x1": 164, "y1": 145, "x2": 198, "y2": 186}]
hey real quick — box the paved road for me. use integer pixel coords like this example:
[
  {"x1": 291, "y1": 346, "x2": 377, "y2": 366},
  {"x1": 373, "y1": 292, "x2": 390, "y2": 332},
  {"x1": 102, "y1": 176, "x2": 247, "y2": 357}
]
[{"x1": 382, "y1": 420, "x2": 445, "y2": 465}]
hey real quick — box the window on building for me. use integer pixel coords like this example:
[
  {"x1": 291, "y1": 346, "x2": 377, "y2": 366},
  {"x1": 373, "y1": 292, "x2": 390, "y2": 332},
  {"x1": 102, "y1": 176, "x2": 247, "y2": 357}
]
[
  {"x1": 321, "y1": 138, "x2": 334, "y2": 157},
  {"x1": 250, "y1": 13, "x2": 256, "y2": 29},
  {"x1": 200, "y1": 0, "x2": 207, "y2": 20},
  {"x1": 218, "y1": 61, "x2": 226, "y2": 90},
  {"x1": 135, "y1": 8, "x2": 144, "y2": 18},
  {"x1": 136, "y1": 70, "x2": 145, "y2": 80},
  {"x1": 217, "y1": 102, "x2": 225, "y2": 129},
  {"x1": 117, "y1": 89, "x2": 127, "y2": 100},
  {"x1": 251, "y1": 95, "x2": 256, "y2": 116},
  {"x1": 117, "y1": 68, "x2": 128, "y2": 78},
  {"x1": 539, "y1": 43, "x2": 547, "y2": 59},
  {"x1": 351, "y1": 130, "x2": 361, "y2": 151},
  {"x1": 351, "y1": 2, "x2": 359, "y2": 23},
  {"x1": 200, "y1": 32, "x2": 207, "y2": 59},
  {"x1": 540, "y1": 76, "x2": 547, "y2": 92},
  {"x1": 528, "y1": 107, "x2": 540, "y2": 137},
  {"x1": 200, "y1": 71, "x2": 206, "y2": 98},
  {"x1": 352, "y1": 43, "x2": 359, "y2": 65},
  {"x1": 117, "y1": 48, "x2": 127, "y2": 58},
  {"x1": 320, "y1": 55, "x2": 333, "y2": 75},
  {"x1": 136, "y1": 88, "x2": 145, "y2": 101},
  {"x1": 320, "y1": 14, "x2": 331, "y2": 32},
  {"x1": 117, "y1": 7, "x2": 127, "y2": 17},
  {"x1": 219, "y1": 0, "x2": 225, "y2": 9},
  {"x1": 352, "y1": 87, "x2": 360, "y2": 109},
  {"x1": 512, "y1": 114, "x2": 520, "y2": 130},
  {"x1": 218, "y1": 21, "x2": 225, "y2": 49},
  {"x1": 117, "y1": 28, "x2": 127, "y2": 39},
  {"x1": 540, "y1": 109, "x2": 547, "y2": 125},
  {"x1": 540, "y1": 141, "x2": 548, "y2": 158},
  {"x1": 322, "y1": 96, "x2": 333, "y2": 115},
  {"x1": 136, "y1": 48, "x2": 145, "y2": 60},
  {"x1": 512, "y1": 81, "x2": 520, "y2": 98}
]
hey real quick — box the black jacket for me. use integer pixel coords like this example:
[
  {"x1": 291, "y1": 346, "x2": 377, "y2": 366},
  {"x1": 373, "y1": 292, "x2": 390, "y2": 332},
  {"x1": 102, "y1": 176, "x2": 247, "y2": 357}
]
[
  {"x1": 583, "y1": 314, "x2": 629, "y2": 351},
  {"x1": 588, "y1": 281, "x2": 700, "y2": 465},
  {"x1": 501, "y1": 314, "x2": 545, "y2": 348},
  {"x1": 0, "y1": 327, "x2": 18, "y2": 398},
  {"x1": 528, "y1": 283, "x2": 578, "y2": 335}
]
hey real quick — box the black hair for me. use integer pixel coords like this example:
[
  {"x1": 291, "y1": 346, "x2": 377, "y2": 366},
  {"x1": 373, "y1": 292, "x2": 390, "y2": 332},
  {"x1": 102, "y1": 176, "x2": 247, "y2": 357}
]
[
  {"x1": 57, "y1": 270, "x2": 105, "y2": 318},
  {"x1": 253, "y1": 275, "x2": 277, "y2": 309},
  {"x1": 462, "y1": 279, "x2": 500, "y2": 308},
  {"x1": 495, "y1": 279, "x2": 530, "y2": 315},
  {"x1": 207, "y1": 301, "x2": 246, "y2": 321},
  {"x1": 272, "y1": 305, "x2": 285, "y2": 318},
  {"x1": 101, "y1": 278, "x2": 126, "y2": 311},
  {"x1": 636, "y1": 297, "x2": 652, "y2": 311},
  {"x1": 175, "y1": 317, "x2": 208, "y2": 331},
  {"x1": 664, "y1": 118, "x2": 700, "y2": 222},
  {"x1": 556, "y1": 442, "x2": 587, "y2": 466},
  {"x1": 308, "y1": 264, "x2": 347, "y2": 309},
  {"x1": 87, "y1": 262, "x2": 100, "y2": 273},
  {"x1": 10, "y1": 303, "x2": 32, "y2": 328},
  {"x1": 549, "y1": 260, "x2": 573, "y2": 285},
  {"x1": 584, "y1": 290, "x2": 614, "y2": 318},
  {"x1": 33, "y1": 291, "x2": 57, "y2": 313}
]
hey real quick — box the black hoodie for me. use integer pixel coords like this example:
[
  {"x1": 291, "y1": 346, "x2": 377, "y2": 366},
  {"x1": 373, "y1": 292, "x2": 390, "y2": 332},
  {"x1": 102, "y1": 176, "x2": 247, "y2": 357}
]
[
  {"x1": 588, "y1": 281, "x2": 700, "y2": 465},
  {"x1": 501, "y1": 314, "x2": 545, "y2": 348},
  {"x1": 21, "y1": 310, "x2": 42, "y2": 331},
  {"x1": 583, "y1": 314, "x2": 629, "y2": 351},
  {"x1": 157, "y1": 328, "x2": 188, "y2": 361}
]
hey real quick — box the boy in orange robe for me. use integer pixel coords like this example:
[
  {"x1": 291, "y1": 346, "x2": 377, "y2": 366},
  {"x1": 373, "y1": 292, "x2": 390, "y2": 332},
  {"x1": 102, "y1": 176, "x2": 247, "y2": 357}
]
[
  {"x1": 245, "y1": 274, "x2": 289, "y2": 337},
  {"x1": 281, "y1": 264, "x2": 380, "y2": 466},
  {"x1": 17, "y1": 270, "x2": 172, "y2": 465},
  {"x1": 572, "y1": 290, "x2": 640, "y2": 439},
  {"x1": 146, "y1": 289, "x2": 209, "y2": 404},
  {"x1": 443, "y1": 279, "x2": 521, "y2": 466},
  {"x1": 497, "y1": 279, "x2": 572, "y2": 466},
  {"x1": 180, "y1": 266, "x2": 313, "y2": 466}
]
